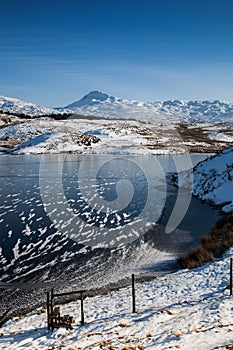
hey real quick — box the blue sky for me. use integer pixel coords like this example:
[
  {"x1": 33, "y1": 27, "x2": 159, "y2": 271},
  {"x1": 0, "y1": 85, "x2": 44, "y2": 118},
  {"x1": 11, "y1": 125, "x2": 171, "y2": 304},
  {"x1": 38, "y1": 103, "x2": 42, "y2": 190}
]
[{"x1": 1, "y1": 0, "x2": 233, "y2": 107}]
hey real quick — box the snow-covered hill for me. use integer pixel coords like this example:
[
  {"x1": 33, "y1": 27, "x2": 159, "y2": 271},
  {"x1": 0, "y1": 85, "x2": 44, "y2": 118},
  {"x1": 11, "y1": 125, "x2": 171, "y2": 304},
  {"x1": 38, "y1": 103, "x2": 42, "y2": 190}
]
[
  {"x1": 59, "y1": 91, "x2": 233, "y2": 123},
  {"x1": 0, "y1": 119, "x2": 100, "y2": 154},
  {"x1": 0, "y1": 96, "x2": 58, "y2": 117},
  {"x1": 1, "y1": 117, "x2": 232, "y2": 155},
  {"x1": 193, "y1": 146, "x2": 233, "y2": 212},
  {"x1": 179, "y1": 146, "x2": 233, "y2": 213}
]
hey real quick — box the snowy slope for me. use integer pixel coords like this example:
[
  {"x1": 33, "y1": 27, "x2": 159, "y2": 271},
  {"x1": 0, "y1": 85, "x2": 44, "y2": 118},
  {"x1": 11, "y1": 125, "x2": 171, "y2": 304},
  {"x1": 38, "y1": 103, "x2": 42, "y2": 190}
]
[
  {"x1": 0, "y1": 96, "x2": 58, "y2": 117},
  {"x1": 60, "y1": 91, "x2": 233, "y2": 123},
  {"x1": 179, "y1": 146, "x2": 233, "y2": 212},
  {"x1": 193, "y1": 146, "x2": 233, "y2": 212},
  {"x1": 0, "y1": 119, "x2": 100, "y2": 154},
  {"x1": 0, "y1": 248, "x2": 232, "y2": 349},
  {"x1": 1, "y1": 117, "x2": 233, "y2": 155}
]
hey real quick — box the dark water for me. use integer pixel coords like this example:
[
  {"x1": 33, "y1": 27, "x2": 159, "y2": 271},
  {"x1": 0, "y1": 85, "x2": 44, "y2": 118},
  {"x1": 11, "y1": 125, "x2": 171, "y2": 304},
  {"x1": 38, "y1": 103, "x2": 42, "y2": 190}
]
[{"x1": 0, "y1": 153, "x2": 221, "y2": 314}]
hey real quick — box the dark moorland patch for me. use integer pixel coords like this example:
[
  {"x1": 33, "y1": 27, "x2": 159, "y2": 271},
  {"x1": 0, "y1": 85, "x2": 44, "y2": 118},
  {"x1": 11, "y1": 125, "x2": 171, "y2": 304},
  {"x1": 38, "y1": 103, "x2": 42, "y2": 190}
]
[{"x1": 176, "y1": 123, "x2": 233, "y2": 153}]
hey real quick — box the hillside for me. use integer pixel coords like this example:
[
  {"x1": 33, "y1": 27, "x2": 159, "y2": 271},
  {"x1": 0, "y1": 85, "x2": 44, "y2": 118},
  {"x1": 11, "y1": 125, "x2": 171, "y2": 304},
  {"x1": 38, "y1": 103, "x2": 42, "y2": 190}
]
[
  {"x1": 0, "y1": 96, "x2": 58, "y2": 117},
  {"x1": 178, "y1": 146, "x2": 233, "y2": 213},
  {"x1": 0, "y1": 116, "x2": 233, "y2": 155}
]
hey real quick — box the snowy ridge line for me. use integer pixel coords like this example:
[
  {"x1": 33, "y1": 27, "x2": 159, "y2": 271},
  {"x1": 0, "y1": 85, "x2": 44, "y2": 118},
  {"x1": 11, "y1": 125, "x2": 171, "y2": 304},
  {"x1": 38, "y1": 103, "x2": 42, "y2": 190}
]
[
  {"x1": 1, "y1": 91, "x2": 233, "y2": 122},
  {"x1": 0, "y1": 96, "x2": 60, "y2": 117},
  {"x1": 58, "y1": 90, "x2": 233, "y2": 123}
]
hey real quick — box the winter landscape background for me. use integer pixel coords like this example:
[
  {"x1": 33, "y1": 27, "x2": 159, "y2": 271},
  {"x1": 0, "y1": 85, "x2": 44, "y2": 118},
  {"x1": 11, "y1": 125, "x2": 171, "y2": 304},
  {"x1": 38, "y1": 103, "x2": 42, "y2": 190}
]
[
  {"x1": 1, "y1": 0, "x2": 233, "y2": 349},
  {"x1": 0, "y1": 91, "x2": 232, "y2": 349}
]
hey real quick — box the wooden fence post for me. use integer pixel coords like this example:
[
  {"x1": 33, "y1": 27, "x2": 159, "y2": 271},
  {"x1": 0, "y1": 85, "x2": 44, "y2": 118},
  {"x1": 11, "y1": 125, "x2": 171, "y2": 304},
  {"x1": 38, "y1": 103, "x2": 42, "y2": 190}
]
[
  {"x1": 47, "y1": 291, "x2": 51, "y2": 330},
  {"x1": 51, "y1": 288, "x2": 55, "y2": 330},
  {"x1": 80, "y1": 292, "x2": 85, "y2": 324},
  {"x1": 132, "y1": 274, "x2": 136, "y2": 313},
  {"x1": 51, "y1": 288, "x2": 54, "y2": 312},
  {"x1": 230, "y1": 258, "x2": 233, "y2": 296}
]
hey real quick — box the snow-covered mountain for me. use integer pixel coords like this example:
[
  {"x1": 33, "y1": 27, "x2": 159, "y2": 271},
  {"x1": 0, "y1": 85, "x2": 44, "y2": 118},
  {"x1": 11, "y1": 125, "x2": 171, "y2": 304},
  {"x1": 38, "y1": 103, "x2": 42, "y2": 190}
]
[
  {"x1": 0, "y1": 96, "x2": 58, "y2": 117},
  {"x1": 60, "y1": 91, "x2": 233, "y2": 123},
  {"x1": 65, "y1": 91, "x2": 115, "y2": 108},
  {"x1": 1, "y1": 91, "x2": 233, "y2": 122}
]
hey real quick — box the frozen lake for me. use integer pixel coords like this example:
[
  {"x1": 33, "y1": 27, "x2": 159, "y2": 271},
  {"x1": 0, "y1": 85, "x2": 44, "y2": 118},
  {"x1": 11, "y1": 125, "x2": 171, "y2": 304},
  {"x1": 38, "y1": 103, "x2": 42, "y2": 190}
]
[{"x1": 0, "y1": 153, "x2": 221, "y2": 314}]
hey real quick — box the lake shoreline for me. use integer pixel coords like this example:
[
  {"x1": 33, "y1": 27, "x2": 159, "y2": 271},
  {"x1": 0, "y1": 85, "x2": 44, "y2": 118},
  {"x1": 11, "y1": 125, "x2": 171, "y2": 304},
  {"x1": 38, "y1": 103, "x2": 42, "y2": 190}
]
[{"x1": 0, "y1": 153, "x2": 222, "y2": 325}]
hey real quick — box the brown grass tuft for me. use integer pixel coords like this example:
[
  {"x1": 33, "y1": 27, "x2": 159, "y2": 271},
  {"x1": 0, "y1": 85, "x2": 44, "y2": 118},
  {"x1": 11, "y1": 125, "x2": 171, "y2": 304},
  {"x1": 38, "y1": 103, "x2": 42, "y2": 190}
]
[{"x1": 178, "y1": 214, "x2": 233, "y2": 269}]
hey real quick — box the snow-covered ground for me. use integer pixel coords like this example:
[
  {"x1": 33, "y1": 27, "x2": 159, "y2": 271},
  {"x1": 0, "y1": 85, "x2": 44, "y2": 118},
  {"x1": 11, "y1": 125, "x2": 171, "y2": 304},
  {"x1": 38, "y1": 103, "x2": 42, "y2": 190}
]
[
  {"x1": 0, "y1": 249, "x2": 232, "y2": 349},
  {"x1": 0, "y1": 119, "x2": 100, "y2": 154},
  {"x1": 179, "y1": 146, "x2": 233, "y2": 213},
  {"x1": 0, "y1": 116, "x2": 233, "y2": 155}
]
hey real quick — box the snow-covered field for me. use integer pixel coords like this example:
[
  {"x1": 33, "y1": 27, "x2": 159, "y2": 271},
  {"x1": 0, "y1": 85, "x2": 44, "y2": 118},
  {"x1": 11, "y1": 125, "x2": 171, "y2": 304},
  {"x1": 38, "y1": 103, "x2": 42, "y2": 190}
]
[
  {"x1": 0, "y1": 249, "x2": 232, "y2": 350},
  {"x1": 0, "y1": 116, "x2": 233, "y2": 155}
]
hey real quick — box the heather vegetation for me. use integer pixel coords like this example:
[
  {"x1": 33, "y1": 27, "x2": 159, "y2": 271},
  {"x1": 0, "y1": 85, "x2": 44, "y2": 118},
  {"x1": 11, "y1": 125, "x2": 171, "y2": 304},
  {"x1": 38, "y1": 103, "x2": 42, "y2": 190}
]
[{"x1": 178, "y1": 214, "x2": 233, "y2": 269}]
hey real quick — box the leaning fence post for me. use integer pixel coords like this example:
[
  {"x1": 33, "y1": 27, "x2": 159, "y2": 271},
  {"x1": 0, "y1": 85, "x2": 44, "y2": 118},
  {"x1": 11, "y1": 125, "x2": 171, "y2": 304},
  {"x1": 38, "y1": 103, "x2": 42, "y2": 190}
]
[
  {"x1": 230, "y1": 258, "x2": 233, "y2": 296},
  {"x1": 132, "y1": 274, "x2": 136, "y2": 313},
  {"x1": 80, "y1": 291, "x2": 85, "y2": 324},
  {"x1": 47, "y1": 291, "x2": 50, "y2": 330}
]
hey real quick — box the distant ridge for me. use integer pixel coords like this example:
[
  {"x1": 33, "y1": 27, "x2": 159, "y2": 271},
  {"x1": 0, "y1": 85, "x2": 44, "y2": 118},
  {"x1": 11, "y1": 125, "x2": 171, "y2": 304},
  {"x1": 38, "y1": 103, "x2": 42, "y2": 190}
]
[
  {"x1": 0, "y1": 96, "x2": 58, "y2": 117},
  {"x1": 59, "y1": 91, "x2": 233, "y2": 123},
  {"x1": 1, "y1": 92, "x2": 233, "y2": 123}
]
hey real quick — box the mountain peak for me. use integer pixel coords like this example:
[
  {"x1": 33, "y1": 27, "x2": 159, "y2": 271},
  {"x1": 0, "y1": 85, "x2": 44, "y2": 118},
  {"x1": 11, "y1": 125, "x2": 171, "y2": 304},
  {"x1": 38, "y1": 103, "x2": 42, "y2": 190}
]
[
  {"x1": 65, "y1": 91, "x2": 116, "y2": 109},
  {"x1": 85, "y1": 91, "x2": 110, "y2": 100}
]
